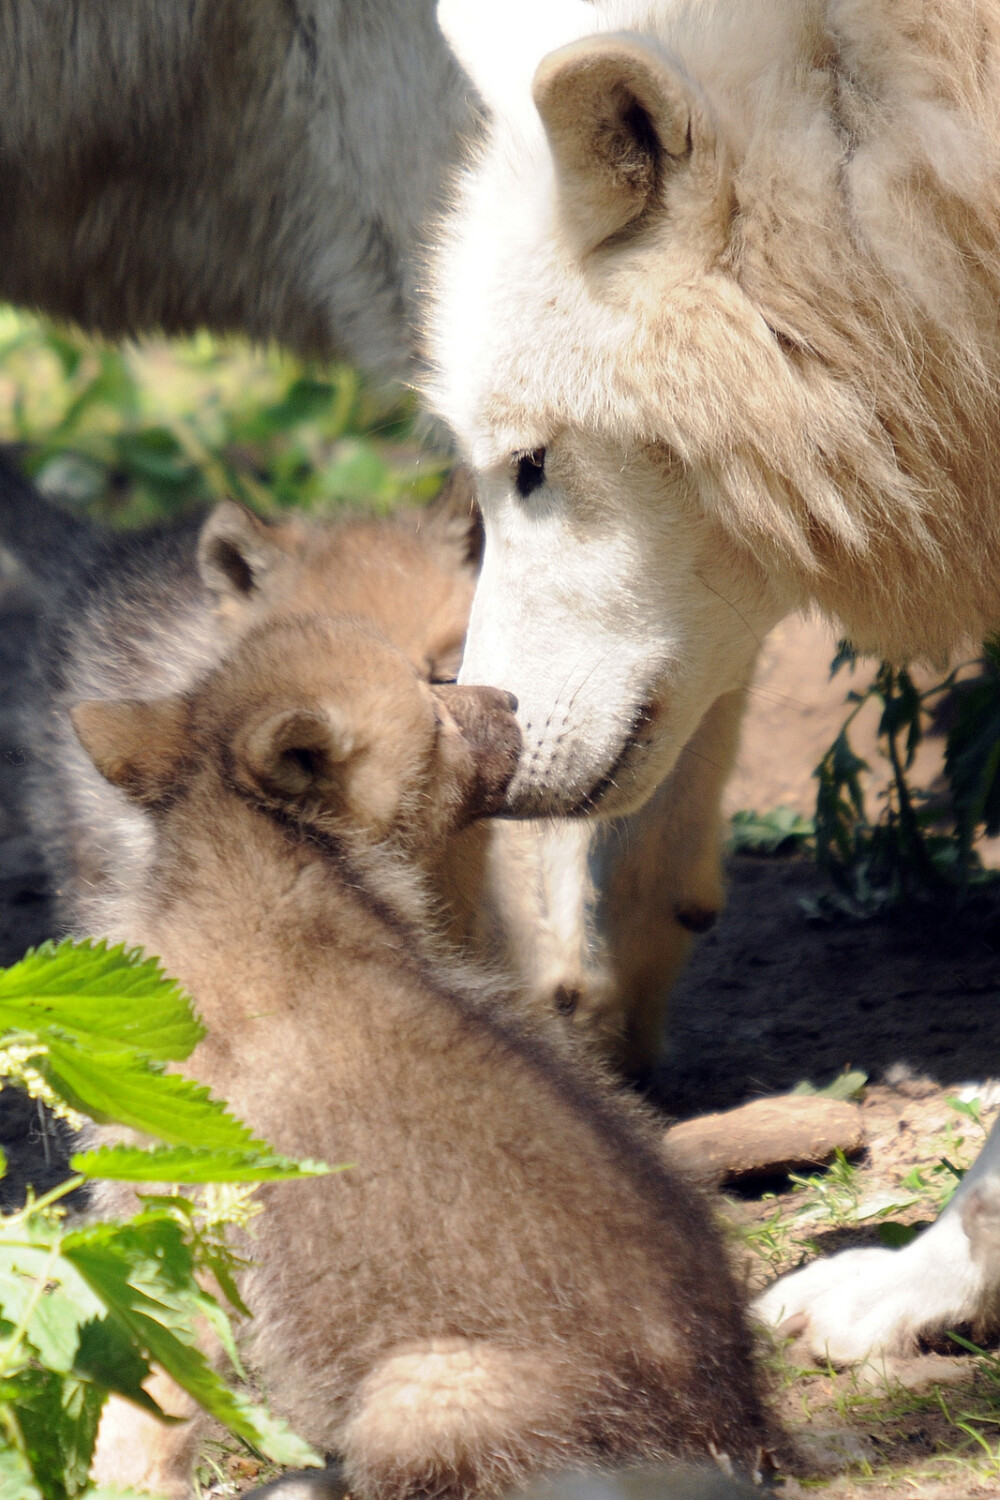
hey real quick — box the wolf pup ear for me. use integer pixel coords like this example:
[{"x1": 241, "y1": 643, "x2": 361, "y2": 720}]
[
  {"x1": 533, "y1": 35, "x2": 704, "y2": 252},
  {"x1": 236, "y1": 708, "x2": 356, "y2": 801},
  {"x1": 419, "y1": 467, "x2": 484, "y2": 574},
  {"x1": 197, "y1": 500, "x2": 282, "y2": 606},
  {"x1": 71, "y1": 698, "x2": 189, "y2": 803}
]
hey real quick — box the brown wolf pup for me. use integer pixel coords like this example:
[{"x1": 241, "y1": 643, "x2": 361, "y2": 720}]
[
  {"x1": 16, "y1": 463, "x2": 732, "y2": 1072},
  {"x1": 75, "y1": 614, "x2": 770, "y2": 1498}
]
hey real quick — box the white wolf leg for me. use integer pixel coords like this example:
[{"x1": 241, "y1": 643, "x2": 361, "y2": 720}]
[
  {"x1": 482, "y1": 819, "x2": 615, "y2": 1043},
  {"x1": 754, "y1": 1115, "x2": 1000, "y2": 1362},
  {"x1": 483, "y1": 688, "x2": 746, "y2": 1068},
  {"x1": 596, "y1": 689, "x2": 747, "y2": 1076}
]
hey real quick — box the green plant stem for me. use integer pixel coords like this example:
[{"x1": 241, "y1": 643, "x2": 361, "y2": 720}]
[
  {"x1": 0, "y1": 1242, "x2": 61, "y2": 1379},
  {"x1": 885, "y1": 711, "x2": 938, "y2": 891},
  {"x1": 20, "y1": 1174, "x2": 85, "y2": 1219}
]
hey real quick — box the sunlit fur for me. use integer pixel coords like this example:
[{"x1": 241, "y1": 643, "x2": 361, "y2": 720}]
[
  {"x1": 84, "y1": 616, "x2": 771, "y2": 1499},
  {"x1": 430, "y1": 0, "x2": 1000, "y2": 815}
]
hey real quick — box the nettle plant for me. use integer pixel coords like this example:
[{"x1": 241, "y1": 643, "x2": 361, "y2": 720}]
[
  {"x1": 0, "y1": 938, "x2": 329, "y2": 1500},
  {"x1": 810, "y1": 638, "x2": 1000, "y2": 916}
]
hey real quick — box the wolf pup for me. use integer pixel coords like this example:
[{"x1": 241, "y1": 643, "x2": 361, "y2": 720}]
[
  {"x1": 76, "y1": 613, "x2": 770, "y2": 1498},
  {"x1": 27, "y1": 483, "x2": 477, "y2": 936}
]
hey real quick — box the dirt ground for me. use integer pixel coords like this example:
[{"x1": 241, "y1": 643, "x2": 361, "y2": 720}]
[{"x1": 3, "y1": 563, "x2": 1000, "y2": 1496}]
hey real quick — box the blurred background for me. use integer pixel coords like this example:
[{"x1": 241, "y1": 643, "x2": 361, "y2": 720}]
[{"x1": 0, "y1": 306, "x2": 449, "y2": 530}]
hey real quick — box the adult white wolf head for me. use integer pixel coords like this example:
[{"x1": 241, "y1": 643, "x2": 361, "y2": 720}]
[{"x1": 429, "y1": 0, "x2": 1000, "y2": 817}]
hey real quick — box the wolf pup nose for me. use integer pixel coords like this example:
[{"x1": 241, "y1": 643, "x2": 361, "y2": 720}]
[{"x1": 433, "y1": 683, "x2": 522, "y2": 820}]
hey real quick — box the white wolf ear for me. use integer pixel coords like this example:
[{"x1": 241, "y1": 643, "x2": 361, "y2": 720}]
[
  {"x1": 71, "y1": 697, "x2": 189, "y2": 804},
  {"x1": 197, "y1": 500, "x2": 282, "y2": 606},
  {"x1": 533, "y1": 34, "x2": 705, "y2": 250},
  {"x1": 237, "y1": 708, "x2": 356, "y2": 801},
  {"x1": 437, "y1": 0, "x2": 602, "y2": 121}
]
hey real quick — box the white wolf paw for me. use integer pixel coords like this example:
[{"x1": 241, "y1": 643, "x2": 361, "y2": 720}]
[{"x1": 753, "y1": 1189, "x2": 1000, "y2": 1364}]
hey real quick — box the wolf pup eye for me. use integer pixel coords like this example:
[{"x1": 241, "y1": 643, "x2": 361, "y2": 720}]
[{"x1": 513, "y1": 448, "x2": 546, "y2": 499}]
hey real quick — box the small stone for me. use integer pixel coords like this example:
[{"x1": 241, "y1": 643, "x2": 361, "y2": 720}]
[
  {"x1": 791, "y1": 1427, "x2": 877, "y2": 1474},
  {"x1": 859, "y1": 1353, "x2": 971, "y2": 1391},
  {"x1": 662, "y1": 1095, "x2": 865, "y2": 1186}
]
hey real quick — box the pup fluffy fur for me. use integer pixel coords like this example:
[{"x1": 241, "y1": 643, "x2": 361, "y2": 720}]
[{"x1": 78, "y1": 615, "x2": 770, "y2": 1498}]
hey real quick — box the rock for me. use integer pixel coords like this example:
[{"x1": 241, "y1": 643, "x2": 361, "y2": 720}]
[
  {"x1": 662, "y1": 1094, "x2": 865, "y2": 1186},
  {"x1": 860, "y1": 1353, "x2": 973, "y2": 1391},
  {"x1": 790, "y1": 1427, "x2": 878, "y2": 1474}
]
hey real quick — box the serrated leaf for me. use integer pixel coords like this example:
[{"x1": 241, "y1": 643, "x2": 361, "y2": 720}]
[
  {"x1": 198, "y1": 1249, "x2": 252, "y2": 1323},
  {"x1": 226, "y1": 1396, "x2": 323, "y2": 1469},
  {"x1": 72, "y1": 1318, "x2": 159, "y2": 1419},
  {"x1": 0, "y1": 941, "x2": 203, "y2": 1062},
  {"x1": 9, "y1": 1367, "x2": 104, "y2": 1500},
  {"x1": 0, "y1": 1242, "x2": 103, "y2": 1374},
  {"x1": 38, "y1": 1044, "x2": 261, "y2": 1151},
  {"x1": 60, "y1": 1222, "x2": 321, "y2": 1465},
  {"x1": 71, "y1": 1145, "x2": 331, "y2": 1184}
]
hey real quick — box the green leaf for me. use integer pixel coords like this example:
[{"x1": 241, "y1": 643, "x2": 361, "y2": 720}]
[
  {"x1": 60, "y1": 1221, "x2": 321, "y2": 1466},
  {"x1": 37, "y1": 1045, "x2": 260, "y2": 1152},
  {"x1": 877, "y1": 1221, "x2": 924, "y2": 1249},
  {"x1": 0, "y1": 1239, "x2": 103, "y2": 1374},
  {"x1": 729, "y1": 806, "x2": 814, "y2": 855},
  {"x1": 248, "y1": 378, "x2": 336, "y2": 438},
  {"x1": 71, "y1": 1145, "x2": 332, "y2": 1184},
  {"x1": 197, "y1": 1250, "x2": 252, "y2": 1324},
  {"x1": 8, "y1": 1367, "x2": 104, "y2": 1500},
  {"x1": 0, "y1": 942, "x2": 204, "y2": 1062},
  {"x1": 0, "y1": 1442, "x2": 43, "y2": 1500},
  {"x1": 72, "y1": 1319, "x2": 159, "y2": 1419},
  {"x1": 795, "y1": 1069, "x2": 868, "y2": 1102}
]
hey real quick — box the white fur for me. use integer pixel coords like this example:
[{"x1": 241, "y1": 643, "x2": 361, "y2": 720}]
[
  {"x1": 753, "y1": 1118, "x2": 1000, "y2": 1361},
  {"x1": 429, "y1": 0, "x2": 1000, "y2": 815}
]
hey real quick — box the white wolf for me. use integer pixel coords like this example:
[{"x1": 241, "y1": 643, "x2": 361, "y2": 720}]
[{"x1": 430, "y1": 0, "x2": 1000, "y2": 1361}]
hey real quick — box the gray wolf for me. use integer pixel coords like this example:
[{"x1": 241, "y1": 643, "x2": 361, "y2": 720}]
[
  {"x1": 429, "y1": 0, "x2": 1000, "y2": 1358},
  {"x1": 0, "y1": 0, "x2": 469, "y2": 380},
  {"x1": 76, "y1": 613, "x2": 771, "y2": 1497}
]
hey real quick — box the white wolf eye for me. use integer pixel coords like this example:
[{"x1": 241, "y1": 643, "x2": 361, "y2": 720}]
[{"x1": 513, "y1": 448, "x2": 546, "y2": 499}]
